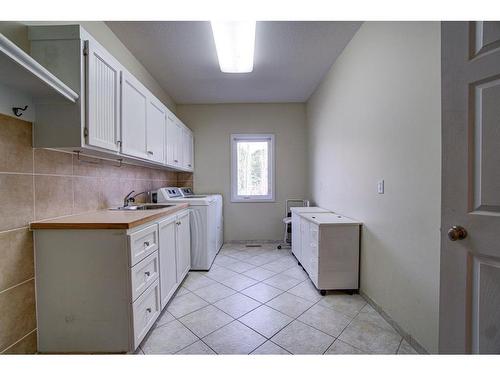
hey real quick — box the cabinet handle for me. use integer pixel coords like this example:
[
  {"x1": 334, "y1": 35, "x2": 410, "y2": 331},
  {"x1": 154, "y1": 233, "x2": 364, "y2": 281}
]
[
  {"x1": 188, "y1": 164, "x2": 192, "y2": 167},
  {"x1": 147, "y1": 151, "x2": 154, "y2": 155},
  {"x1": 146, "y1": 308, "x2": 152, "y2": 313},
  {"x1": 116, "y1": 140, "x2": 122, "y2": 146},
  {"x1": 144, "y1": 241, "x2": 150, "y2": 247},
  {"x1": 144, "y1": 271, "x2": 150, "y2": 277},
  {"x1": 176, "y1": 221, "x2": 181, "y2": 225},
  {"x1": 174, "y1": 159, "x2": 178, "y2": 163}
]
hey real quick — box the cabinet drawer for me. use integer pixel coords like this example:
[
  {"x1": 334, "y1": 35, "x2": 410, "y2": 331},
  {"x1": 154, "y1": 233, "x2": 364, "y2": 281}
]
[
  {"x1": 132, "y1": 279, "x2": 160, "y2": 349},
  {"x1": 128, "y1": 224, "x2": 159, "y2": 266},
  {"x1": 131, "y1": 251, "x2": 159, "y2": 302}
]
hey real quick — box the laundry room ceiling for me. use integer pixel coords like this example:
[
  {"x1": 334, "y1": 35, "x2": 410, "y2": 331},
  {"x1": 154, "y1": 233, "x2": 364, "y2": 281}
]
[{"x1": 106, "y1": 21, "x2": 361, "y2": 104}]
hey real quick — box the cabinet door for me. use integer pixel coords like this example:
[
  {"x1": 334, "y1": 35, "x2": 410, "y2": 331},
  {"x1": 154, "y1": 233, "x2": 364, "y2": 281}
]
[
  {"x1": 121, "y1": 71, "x2": 148, "y2": 159},
  {"x1": 158, "y1": 216, "x2": 178, "y2": 309},
  {"x1": 174, "y1": 119, "x2": 184, "y2": 167},
  {"x1": 175, "y1": 210, "x2": 191, "y2": 281},
  {"x1": 300, "y1": 218, "x2": 311, "y2": 275},
  {"x1": 182, "y1": 128, "x2": 194, "y2": 171},
  {"x1": 291, "y1": 213, "x2": 301, "y2": 262},
  {"x1": 165, "y1": 112, "x2": 177, "y2": 167},
  {"x1": 85, "y1": 40, "x2": 121, "y2": 152},
  {"x1": 146, "y1": 96, "x2": 166, "y2": 164}
]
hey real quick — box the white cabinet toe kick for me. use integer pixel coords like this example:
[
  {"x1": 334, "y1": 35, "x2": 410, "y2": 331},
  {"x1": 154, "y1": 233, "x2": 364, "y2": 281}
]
[{"x1": 33, "y1": 209, "x2": 190, "y2": 353}]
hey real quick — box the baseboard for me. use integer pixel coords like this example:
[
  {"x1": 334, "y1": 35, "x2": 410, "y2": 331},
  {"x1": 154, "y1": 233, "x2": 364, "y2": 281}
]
[{"x1": 359, "y1": 291, "x2": 429, "y2": 354}]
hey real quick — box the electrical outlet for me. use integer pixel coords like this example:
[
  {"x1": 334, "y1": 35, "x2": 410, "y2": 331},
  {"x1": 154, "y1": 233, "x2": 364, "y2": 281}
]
[{"x1": 377, "y1": 179, "x2": 384, "y2": 194}]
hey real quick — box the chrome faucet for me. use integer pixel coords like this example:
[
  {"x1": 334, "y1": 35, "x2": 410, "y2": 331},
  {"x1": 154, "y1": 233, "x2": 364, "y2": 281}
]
[{"x1": 123, "y1": 190, "x2": 149, "y2": 207}]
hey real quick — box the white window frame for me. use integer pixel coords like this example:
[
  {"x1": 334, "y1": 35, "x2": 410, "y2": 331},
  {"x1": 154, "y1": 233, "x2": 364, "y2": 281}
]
[{"x1": 231, "y1": 133, "x2": 275, "y2": 203}]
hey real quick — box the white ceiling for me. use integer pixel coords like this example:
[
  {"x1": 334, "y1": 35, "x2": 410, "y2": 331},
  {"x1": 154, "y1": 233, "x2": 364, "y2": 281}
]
[{"x1": 106, "y1": 21, "x2": 361, "y2": 104}]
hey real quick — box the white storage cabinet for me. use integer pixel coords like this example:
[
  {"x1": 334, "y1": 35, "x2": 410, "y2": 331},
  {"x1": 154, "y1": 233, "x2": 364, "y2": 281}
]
[
  {"x1": 291, "y1": 207, "x2": 330, "y2": 265},
  {"x1": 296, "y1": 212, "x2": 361, "y2": 295},
  {"x1": 33, "y1": 209, "x2": 190, "y2": 353}
]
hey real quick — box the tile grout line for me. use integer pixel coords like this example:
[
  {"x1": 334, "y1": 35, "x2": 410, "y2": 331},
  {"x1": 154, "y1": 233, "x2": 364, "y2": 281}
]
[
  {"x1": 0, "y1": 328, "x2": 37, "y2": 354},
  {"x1": 0, "y1": 225, "x2": 30, "y2": 235},
  {"x1": 0, "y1": 277, "x2": 35, "y2": 296}
]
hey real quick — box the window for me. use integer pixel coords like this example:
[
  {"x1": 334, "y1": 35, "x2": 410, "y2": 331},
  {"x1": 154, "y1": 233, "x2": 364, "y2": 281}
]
[{"x1": 231, "y1": 134, "x2": 275, "y2": 202}]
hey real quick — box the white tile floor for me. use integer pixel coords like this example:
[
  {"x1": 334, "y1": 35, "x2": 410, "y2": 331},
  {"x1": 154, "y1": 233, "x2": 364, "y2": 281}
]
[{"x1": 137, "y1": 242, "x2": 418, "y2": 355}]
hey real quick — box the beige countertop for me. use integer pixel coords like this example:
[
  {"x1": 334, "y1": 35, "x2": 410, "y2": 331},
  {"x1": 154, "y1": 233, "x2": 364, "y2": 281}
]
[{"x1": 30, "y1": 203, "x2": 189, "y2": 230}]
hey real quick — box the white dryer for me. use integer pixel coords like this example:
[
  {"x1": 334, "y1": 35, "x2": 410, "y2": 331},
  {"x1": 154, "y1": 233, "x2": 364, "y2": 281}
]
[{"x1": 155, "y1": 187, "x2": 223, "y2": 270}]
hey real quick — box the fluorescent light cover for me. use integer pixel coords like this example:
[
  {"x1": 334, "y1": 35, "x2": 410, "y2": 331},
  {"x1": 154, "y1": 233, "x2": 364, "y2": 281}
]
[{"x1": 210, "y1": 21, "x2": 256, "y2": 73}]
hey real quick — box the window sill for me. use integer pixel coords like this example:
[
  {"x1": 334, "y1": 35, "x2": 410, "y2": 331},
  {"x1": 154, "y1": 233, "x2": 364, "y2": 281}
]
[{"x1": 231, "y1": 198, "x2": 276, "y2": 203}]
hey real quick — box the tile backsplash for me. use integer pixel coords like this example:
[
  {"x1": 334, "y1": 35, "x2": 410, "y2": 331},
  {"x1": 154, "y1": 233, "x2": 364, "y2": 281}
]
[{"x1": 0, "y1": 113, "x2": 192, "y2": 353}]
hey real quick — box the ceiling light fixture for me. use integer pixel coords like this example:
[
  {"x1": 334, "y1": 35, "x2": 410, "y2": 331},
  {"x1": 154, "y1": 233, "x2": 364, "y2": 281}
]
[{"x1": 210, "y1": 21, "x2": 256, "y2": 73}]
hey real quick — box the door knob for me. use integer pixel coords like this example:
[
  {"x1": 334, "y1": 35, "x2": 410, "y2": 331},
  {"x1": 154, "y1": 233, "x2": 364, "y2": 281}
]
[{"x1": 447, "y1": 226, "x2": 468, "y2": 241}]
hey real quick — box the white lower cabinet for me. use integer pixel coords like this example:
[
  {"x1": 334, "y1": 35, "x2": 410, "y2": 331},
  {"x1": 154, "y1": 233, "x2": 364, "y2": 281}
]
[
  {"x1": 33, "y1": 209, "x2": 190, "y2": 353},
  {"x1": 290, "y1": 207, "x2": 330, "y2": 265},
  {"x1": 292, "y1": 211, "x2": 361, "y2": 294},
  {"x1": 175, "y1": 210, "x2": 191, "y2": 280},
  {"x1": 158, "y1": 210, "x2": 191, "y2": 310}
]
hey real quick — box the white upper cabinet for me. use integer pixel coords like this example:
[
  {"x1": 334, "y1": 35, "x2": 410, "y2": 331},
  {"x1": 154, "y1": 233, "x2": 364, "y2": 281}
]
[
  {"x1": 85, "y1": 40, "x2": 122, "y2": 152},
  {"x1": 165, "y1": 111, "x2": 176, "y2": 167},
  {"x1": 182, "y1": 127, "x2": 194, "y2": 171},
  {"x1": 166, "y1": 112, "x2": 183, "y2": 168},
  {"x1": 146, "y1": 95, "x2": 166, "y2": 164},
  {"x1": 121, "y1": 71, "x2": 148, "y2": 159},
  {"x1": 28, "y1": 25, "x2": 193, "y2": 172}
]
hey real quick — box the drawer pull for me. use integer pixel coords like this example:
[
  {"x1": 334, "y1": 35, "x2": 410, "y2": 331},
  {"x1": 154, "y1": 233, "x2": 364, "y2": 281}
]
[
  {"x1": 144, "y1": 241, "x2": 150, "y2": 247},
  {"x1": 176, "y1": 221, "x2": 181, "y2": 225},
  {"x1": 146, "y1": 308, "x2": 152, "y2": 313},
  {"x1": 144, "y1": 271, "x2": 151, "y2": 277},
  {"x1": 174, "y1": 159, "x2": 178, "y2": 163},
  {"x1": 147, "y1": 151, "x2": 154, "y2": 155}
]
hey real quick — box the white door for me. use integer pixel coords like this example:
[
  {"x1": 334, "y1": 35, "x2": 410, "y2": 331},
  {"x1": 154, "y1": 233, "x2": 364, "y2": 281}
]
[
  {"x1": 158, "y1": 216, "x2": 178, "y2": 309},
  {"x1": 165, "y1": 112, "x2": 178, "y2": 167},
  {"x1": 176, "y1": 211, "x2": 191, "y2": 280},
  {"x1": 146, "y1": 96, "x2": 166, "y2": 164},
  {"x1": 85, "y1": 40, "x2": 121, "y2": 152},
  {"x1": 121, "y1": 71, "x2": 148, "y2": 159},
  {"x1": 440, "y1": 21, "x2": 500, "y2": 354}
]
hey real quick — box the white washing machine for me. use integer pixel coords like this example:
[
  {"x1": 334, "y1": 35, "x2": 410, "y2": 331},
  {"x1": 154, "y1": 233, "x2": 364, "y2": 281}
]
[{"x1": 154, "y1": 187, "x2": 223, "y2": 270}]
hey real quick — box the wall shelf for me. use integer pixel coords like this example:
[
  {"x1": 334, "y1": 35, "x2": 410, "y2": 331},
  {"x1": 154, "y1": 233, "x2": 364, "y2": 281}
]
[{"x1": 0, "y1": 33, "x2": 78, "y2": 103}]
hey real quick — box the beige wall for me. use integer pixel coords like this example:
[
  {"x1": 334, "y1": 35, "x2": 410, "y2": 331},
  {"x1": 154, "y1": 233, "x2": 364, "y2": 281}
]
[
  {"x1": 0, "y1": 21, "x2": 176, "y2": 112},
  {"x1": 306, "y1": 22, "x2": 441, "y2": 352},
  {"x1": 0, "y1": 113, "x2": 190, "y2": 353},
  {"x1": 177, "y1": 103, "x2": 308, "y2": 241}
]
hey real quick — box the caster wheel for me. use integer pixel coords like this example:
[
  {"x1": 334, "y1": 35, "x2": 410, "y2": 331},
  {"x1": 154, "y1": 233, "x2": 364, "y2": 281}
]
[
  {"x1": 320, "y1": 290, "x2": 326, "y2": 296},
  {"x1": 277, "y1": 245, "x2": 282, "y2": 249}
]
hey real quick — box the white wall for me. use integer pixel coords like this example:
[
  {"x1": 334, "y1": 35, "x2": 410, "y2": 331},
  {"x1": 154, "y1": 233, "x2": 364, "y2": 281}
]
[
  {"x1": 0, "y1": 21, "x2": 176, "y2": 112},
  {"x1": 177, "y1": 103, "x2": 308, "y2": 241},
  {"x1": 306, "y1": 22, "x2": 441, "y2": 352}
]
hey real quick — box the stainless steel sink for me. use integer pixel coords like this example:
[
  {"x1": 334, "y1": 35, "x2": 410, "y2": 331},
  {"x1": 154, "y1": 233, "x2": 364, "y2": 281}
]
[{"x1": 109, "y1": 204, "x2": 174, "y2": 211}]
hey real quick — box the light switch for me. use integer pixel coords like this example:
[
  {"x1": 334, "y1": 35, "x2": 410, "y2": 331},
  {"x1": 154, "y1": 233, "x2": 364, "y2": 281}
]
[{"x1": 377, "y1": 179, "x2": 384, "y2": 194}]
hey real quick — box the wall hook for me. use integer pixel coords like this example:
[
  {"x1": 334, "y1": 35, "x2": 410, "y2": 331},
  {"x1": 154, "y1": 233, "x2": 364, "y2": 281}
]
[{"x1": 12, "y1": 105, "x2": 28, "y2": 117}]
